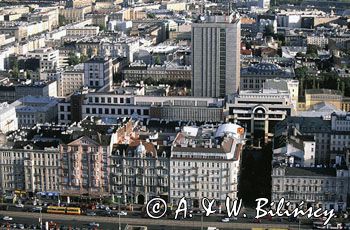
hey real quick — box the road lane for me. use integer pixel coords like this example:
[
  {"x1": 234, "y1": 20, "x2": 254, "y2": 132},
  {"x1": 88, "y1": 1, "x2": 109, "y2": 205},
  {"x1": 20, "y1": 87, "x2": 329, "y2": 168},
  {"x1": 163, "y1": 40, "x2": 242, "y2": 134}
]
[{"x1": 0, "y1": 210, "x2": 307, "y2": 230}]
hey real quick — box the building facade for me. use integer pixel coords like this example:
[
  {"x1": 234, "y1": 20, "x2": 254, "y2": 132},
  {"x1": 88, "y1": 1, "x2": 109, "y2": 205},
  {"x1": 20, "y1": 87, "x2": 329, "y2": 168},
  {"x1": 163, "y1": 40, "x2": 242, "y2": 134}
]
[
  {"x1": 13, "y1": 96, "x2": 59, "y2": 128},
  {"x1": 240, "y1": 63, "x2": 295, "y2": 91},
  {"x1": 58, "y1": 90, "x2": 225, "y2": 124},
  {"x1": 0, "y1": 142, "x2": 60, "y2": 194},
  {"x1": 226, "y1": 89, "x2": 294, "y2": 144},
  {"x1": 271, "y1": 166, "x2": 349, "y2": 212},
  {"x1": 191, "y1": 14, "x2": 241, "y2": 97},
  {"x1": 84, "y1": 58, "x2": 113, "y2": 91},
  {"x1": 170, "y1": 124, "x2": 245, "y2": 208},
  {"x1": 59, "y1": 136, "x2": 111, "y2": 197},
  {"x1": 58, "y1": 65, "x2": 84, "y2": 97},
  {"x1": 110, "y1": 142, "x2": 170, "y2": 204}
]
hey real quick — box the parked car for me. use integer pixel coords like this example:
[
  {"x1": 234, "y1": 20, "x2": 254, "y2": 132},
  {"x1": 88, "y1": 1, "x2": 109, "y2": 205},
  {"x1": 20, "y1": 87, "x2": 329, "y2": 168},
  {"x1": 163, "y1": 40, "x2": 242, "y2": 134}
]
[
  {"x1": 32, "y1": 207, "x2": 42, "y2": 212},
  {"x1": 88, "y1": 222, "x2": 99, "y2": 227},
  {"x1": 86, "y1": 212, "x2": 96, "y2": 216},
  {"x1": 221, "y1": 218, "x2": 230, "y2": 223},
  {"x1": 117, "y1": 211, "x2": 127, "y2": 216},
  {"x1": 15, "y1": 204, "x2": 24, "y2": 208},
  {"x1": 3, "y1": 216, "x2": 13, "y2": 221}
]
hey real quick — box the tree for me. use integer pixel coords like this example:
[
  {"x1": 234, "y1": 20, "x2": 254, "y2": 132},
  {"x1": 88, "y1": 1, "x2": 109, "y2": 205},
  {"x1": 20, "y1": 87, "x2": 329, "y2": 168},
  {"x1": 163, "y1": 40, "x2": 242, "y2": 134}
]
[
  {"x1": 263, "y1": 25, "x2": 275, "y2": 37},
  {"x1": 147, "y1": 13, "x2": 156, "y2": 19},
  {"x1": 273, "y1": 33, "x2": 286, "y2": 46},
  {"x1": 295, "y1": 66, "x2": 309, "y2": 78},
  {"x1": 11, "y1": 59, "x2": 19, "y2": 78},
  {"x1": 80, "y1": 54, "x2": 88, "y2": 63},
  {"x1": 59, "y1": 14, "x2": 68, "y2": 27},
  {"x1": 154, "y1": 55, "x2": 161, "y2": 65},
  {"x1": 99, "y1": 24, "x2": 106, "y2": 32},
  {"x1": 306, "y1": 44, "x2": 318, "y2": 55},
  {"x1": 68, "y1": 52, "x2": 80, "y2": 66}
]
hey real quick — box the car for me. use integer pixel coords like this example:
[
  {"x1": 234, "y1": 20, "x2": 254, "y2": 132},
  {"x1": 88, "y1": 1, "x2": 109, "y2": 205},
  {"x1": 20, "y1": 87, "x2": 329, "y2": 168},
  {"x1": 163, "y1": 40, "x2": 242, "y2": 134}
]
[
  {"x1": 117, "y1": 211, "x2": 127, "y2": 216},
  {"x1": 86, "y1": 212, "x2": 96, "y2": 216},
  {"x1": 3, "y1": 216, "x2": 13, "y2": 221},
  {"x1": 18, "y1": 224, "x2": 25, "y2": 229},
  {"x1": 15, "y1": 204, "x2": 24, "y2": 208},
  {"x1": 32, "y1": 207, "x2": 42, "y2": 212},
  {"x1": 221, "y1": 218, "x2": 230, "y2": 223},
  {"x1": 229, "y1": 216, "x2": 238, "y2": 221},
  {"x1": 88, "y1": 222, "x2": 99, "y2": 227}
]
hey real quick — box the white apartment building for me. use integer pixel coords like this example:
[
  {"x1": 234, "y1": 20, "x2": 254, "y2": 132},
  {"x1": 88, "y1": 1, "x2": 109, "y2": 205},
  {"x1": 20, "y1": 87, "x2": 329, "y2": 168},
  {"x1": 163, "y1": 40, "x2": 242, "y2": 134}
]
[
  {"x1": 307, "y1": 35, "x2": 328, "y2": 49},
  {"x1": 0, "y1": 102, "x2": 18, "y2": 133},
  {"x1": 0, "y1": 141, "x2": 60, "y2": 193},
  {"x1": 66, "y1": 26, "x2": 99, "y2": 37},
  {"x1": 271, "y1": 166, "x2": 349, "y2": 212},
  {"x1": 84, "y1": 58, "x2": 113, "y2": 90},
  {"x1": 27, "y1": 48, "x2": 59, "y2": 72},
  {"x1": 170, "y1": 124, "x2": 245, "y2": 208},
  {"x1": 58, "y1": 64, "x2": 84, "y2": 97},
  {"x1": 76, "y1": 35, "x2": 140, "y2": 63}
]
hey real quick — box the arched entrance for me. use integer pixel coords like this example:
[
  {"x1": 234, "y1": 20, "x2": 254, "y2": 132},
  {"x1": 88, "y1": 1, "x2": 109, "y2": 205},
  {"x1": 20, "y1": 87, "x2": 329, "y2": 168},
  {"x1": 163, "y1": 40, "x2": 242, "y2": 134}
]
[{"x1": 137, "y1": 194, "x2": 145, "y2": 204}]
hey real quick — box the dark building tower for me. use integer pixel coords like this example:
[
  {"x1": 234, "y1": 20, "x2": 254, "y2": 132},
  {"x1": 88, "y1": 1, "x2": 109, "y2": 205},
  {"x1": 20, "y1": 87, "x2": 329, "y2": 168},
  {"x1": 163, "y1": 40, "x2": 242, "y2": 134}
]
[{"x1": 191, "y1": 13, "x2": 241, "y2": 98}]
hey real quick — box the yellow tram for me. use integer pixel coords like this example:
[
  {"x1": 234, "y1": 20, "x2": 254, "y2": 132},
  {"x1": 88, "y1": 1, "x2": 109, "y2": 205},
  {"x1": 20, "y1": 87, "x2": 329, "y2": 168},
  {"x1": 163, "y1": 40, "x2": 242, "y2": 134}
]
[{"x1": 47, "y1": 206, "x2": 81, "y2": 215}]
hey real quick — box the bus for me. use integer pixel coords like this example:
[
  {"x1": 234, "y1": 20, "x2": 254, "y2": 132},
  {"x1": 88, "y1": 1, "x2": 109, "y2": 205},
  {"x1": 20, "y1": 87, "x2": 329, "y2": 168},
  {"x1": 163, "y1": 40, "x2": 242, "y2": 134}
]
[{"x1": 47, "y1": 206, "x2": 81, "y2": 215}]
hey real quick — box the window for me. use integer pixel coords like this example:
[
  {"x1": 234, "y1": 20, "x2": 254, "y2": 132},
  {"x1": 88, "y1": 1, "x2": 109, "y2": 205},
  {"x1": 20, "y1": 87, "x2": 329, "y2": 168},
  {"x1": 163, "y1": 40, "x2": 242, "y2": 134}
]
[
  {"x1": 95, "y1": 97, "x2": 99, "y2": 103},
  {"x1": 105, "y1": 108, "x2": 109, "y2": 114},
  {"x1": 111, "y1": 108, "x2": 115, "y2": 114},
  {"x1": 60, "y1": 106, "x2": 65, "y2": 112},
  {"x1": 120, "y1": 98, "x2": 124, "y2": 103},
  {"x1": 86, "y1": 108, "x2": 90, "y2": 114},
  {"x1": 98, "y1": 108, "x2": 102, "y2": 114},
  {"x1": 92, "y1": 108, "x2": 96, "y2": 114}
]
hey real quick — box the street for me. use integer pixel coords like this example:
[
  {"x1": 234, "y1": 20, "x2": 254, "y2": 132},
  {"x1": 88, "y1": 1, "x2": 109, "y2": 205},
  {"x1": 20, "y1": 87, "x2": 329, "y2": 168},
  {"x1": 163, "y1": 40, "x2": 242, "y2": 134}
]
[{"x1": 0, "y1": 210, "x2": 311, "y2": 230}]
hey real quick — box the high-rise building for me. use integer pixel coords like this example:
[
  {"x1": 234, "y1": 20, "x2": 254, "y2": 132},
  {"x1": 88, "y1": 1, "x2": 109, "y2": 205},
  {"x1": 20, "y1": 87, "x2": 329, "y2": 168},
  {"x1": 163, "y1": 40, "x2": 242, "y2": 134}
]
[{"x1": 191, "y1": 13, "x2": 241, "y2": 98}]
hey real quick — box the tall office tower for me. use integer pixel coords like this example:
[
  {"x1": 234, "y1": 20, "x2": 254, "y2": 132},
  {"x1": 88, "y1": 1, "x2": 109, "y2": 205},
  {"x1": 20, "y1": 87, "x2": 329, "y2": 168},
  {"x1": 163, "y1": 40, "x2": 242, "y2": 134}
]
[{"x1": 191, "y1": 13, "x2": 241, "y2": 98}]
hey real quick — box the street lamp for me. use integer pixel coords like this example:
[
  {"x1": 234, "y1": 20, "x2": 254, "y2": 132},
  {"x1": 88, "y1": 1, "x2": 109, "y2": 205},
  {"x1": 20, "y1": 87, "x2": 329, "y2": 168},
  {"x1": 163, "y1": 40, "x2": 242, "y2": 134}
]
[
  {"x1": 39, "y1": 208, "x2": 42, "y2": 229},
  {"x1": 117, "y1": 195, "x2": 121, "y2": 230}
]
